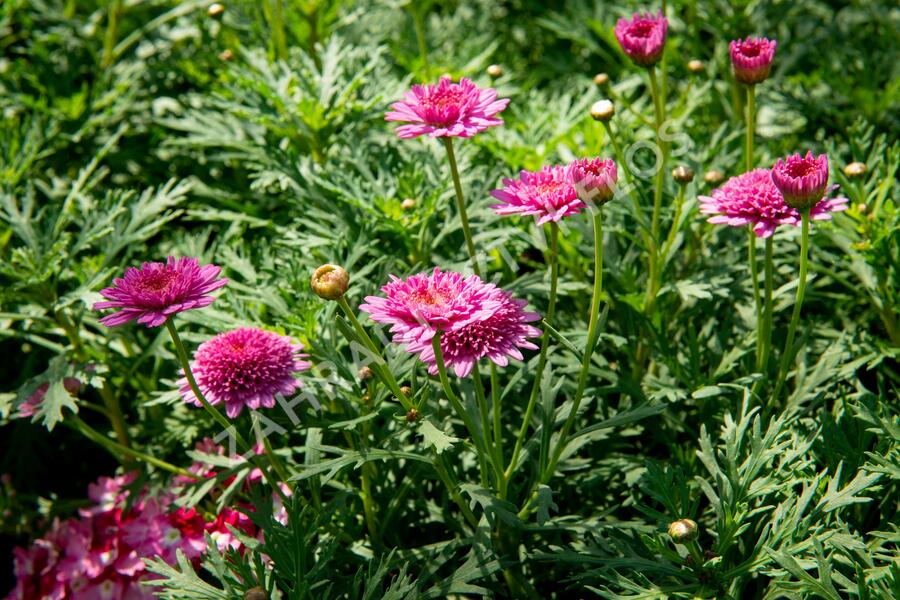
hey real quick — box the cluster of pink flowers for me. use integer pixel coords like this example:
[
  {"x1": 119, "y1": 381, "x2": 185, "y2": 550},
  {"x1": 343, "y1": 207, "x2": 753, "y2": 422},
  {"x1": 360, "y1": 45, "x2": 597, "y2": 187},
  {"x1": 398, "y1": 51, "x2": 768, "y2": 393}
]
[
  {"x1": 491, "y1": 157, "x2": 618, "y2": 224},
  {"x1": 360, "y1": 268, "x2": 541, "y2": 377}
]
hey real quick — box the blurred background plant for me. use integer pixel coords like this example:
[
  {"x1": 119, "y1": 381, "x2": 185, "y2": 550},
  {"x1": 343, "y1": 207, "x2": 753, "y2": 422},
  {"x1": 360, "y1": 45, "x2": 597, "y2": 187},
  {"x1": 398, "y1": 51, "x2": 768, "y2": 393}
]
[{"x1": 1, "y1": 0, "x2": 897, "y2": 597}]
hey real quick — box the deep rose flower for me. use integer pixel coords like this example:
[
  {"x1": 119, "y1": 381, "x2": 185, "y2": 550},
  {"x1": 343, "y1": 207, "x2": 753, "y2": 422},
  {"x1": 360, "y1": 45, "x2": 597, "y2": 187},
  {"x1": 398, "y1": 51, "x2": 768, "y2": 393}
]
[
  {"x1": 729, "y1": 36, "x2": 777, "y2": 84},
  {"x1": 94, "y1": 257, "x2": 228, "y2": 328},
  {"x1": 385, "y1": 76, "x2": 509, "y2": 139},
  {"x1": 699, "y1": 168, "x2": 848, "y2": 237},
  {"x1": 614, "y1": 11, "x2": 668, "y2": 67},
  {"x1": 179, "y1": 327, "x2": 311, "y2": 418},
  {"x1": 360, "y1": 268, "x2": 540, "y2": 377},
  {"x1": 771, "y1": 152, "x2": 830, "y2": 210},
  {"x1": 491, "y1": 165, "x2": 584, "y2": 224},
  {"x1": 570, "y1": 157, "x2": 618, "y2": 205}
]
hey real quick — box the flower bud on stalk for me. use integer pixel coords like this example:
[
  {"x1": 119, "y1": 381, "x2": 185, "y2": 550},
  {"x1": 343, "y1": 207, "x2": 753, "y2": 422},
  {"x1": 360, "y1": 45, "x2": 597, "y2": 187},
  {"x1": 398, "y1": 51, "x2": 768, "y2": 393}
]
[
  {"x1": 311, "y1": 265, "x2": 349, "y2": 301},
  {"x1": 771, "y1": 152, "x2": 829, "y2": 211},
  {"x1": 243, "y1": 588, "x2": 268, "y2": 600},
  {"x1": 843, "y1": 162, "x2": 866, "y2": 178},
  {"x1": 358, "y1": 366, "x2": 375, "y2": 382},
  {"x1": 405, "y1": 408, "x2": 420, "y2": 423},
  {"x1": 687, "y1": 59, "x2": 705, "y2": 74},
  {"x1": 590, "y1": 100, "x2": 615, "y2": 122},
  {"x1": 729, "y1": 37, "x2": 777, "y2": 85},
  {"x1": 208, "y1": 3, "x2": 225, "y2": 18},
  {"x1": 401, "y1": 198, "x2": 417, "y2": 210},
  {"x1": 486, "y1": 64, "x2": 503, "y2": 78},
  {"x1": 593, "y1": 72, "x2": 609, "y2": 86},
  {"x1": 668, "y1": 518, "x2": 698, "y2": 543},
  {"x1": 672, "y1": 165, "x2": 694, "y2": 184},
  {"x1": 703, "y1": 169, "x2": 724, "y2": 185}
]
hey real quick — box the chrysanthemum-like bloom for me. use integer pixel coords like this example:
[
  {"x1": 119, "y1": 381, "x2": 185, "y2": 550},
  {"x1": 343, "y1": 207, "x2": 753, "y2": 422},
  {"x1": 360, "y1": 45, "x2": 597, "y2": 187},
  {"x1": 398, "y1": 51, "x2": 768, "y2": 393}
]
[
  {"x1": 771, "y1": 152, "x2": 830, "y2": 210},
  {"x1": 614, "y1": 11, "x2": 668, "y2": 67},
  {"x1": 570, "y1": 157, "x2": 618, "y2": 205},
  {"x1": 94, "y1": 257, "x2": 228, "y2": 328},
  {"x1": 360, "y1": 268, "x2": 540, "y2": 377},
  {"x1": 385, "y1": 76, "x2": 509, "y2": 139},
  {"x1": 179, "y1": 327, "x2": 311, "y2": 418},
  {"x1": 699, "y1": 168, "x2": 848, "y2": 237},
  {"x1": 491, "y1": 165, "x2": 584, "y2": 224},
  {"x1": 729, "y1": 37, "x2": 777, "y2": 84}
]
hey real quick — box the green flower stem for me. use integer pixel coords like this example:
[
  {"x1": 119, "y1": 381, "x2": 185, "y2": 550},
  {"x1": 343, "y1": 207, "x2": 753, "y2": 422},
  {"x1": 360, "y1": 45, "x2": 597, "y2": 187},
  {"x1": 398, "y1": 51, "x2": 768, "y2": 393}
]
[
  {"x1": 264, "y1": 0, "x2": 288, "y2": 62},
  {"x1": 359, "y1": 454, "x2": 381, "y2": 549},
  {"x1": 771, "y1": 210, "x2": 811, "y2": 404},
  {"x1": 336, "y1": 297, "x2": 414, "y2": 411},
  {"x1": 254, "y1": 414, "x2": 292, "y2": 482},
  {"x1": 661, "y1": 181, "x2": 687, "y2": 263},
  {"x1": 411, "y1": 5, "x2": 431, "y2": 80},
  {"x1": 68, "y1": 413, "x2": 192, "y2": 478},
  {"x1": 759, "y1": 236, "x2": 775, "y2": 373},
  {"x1": 504, "y1": 223, "x2": 559, "y2": 491},
  {"x1": 685, "y1": 539, "x2": 706, "y2": 570},
  {"x1": 745, "y1": 85, "x2": 755, "y2": 172},
  {"x1": 490, "y1": 364, "x2": 503, "y2": 473},
  {"x1": 432, "y1": 452, "x2": 479, "y2": 529},
  {"x1": 431, "y1": 334, "x2": 492, "y2": 487},
  {"x1": 645, "y1": 65, "x2": 668, "y2": 312},
  {"x1": 473, "y1": 362, "x2": 503, "y2": 485},
  {"x1": 101, "y1": 0, "x2": 122, "y2": 69},
  {"x1": 744, "y1": 85, "x2": 765, "y2": 373},
  {"x1": 443, "y1": 138, "x2": 481, "y2": 277},
  {"x1": 543, "y1": 208, "x2": 604, "y2": 485}
]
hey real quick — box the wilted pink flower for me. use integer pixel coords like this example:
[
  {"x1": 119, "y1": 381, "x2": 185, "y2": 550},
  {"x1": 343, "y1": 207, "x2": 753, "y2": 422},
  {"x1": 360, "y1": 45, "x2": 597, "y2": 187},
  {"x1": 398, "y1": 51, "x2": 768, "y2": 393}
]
[
  {"x1": 94, "y1": 257, "x2": 228, "y2": 328},
  {"x1": 179, "y1": 327, "x2": 311, "y2": 418},
  {"x1": 615, "y1": 11, "x2": 668, "y2": 67},
  {"x1": 771, "y1": 152, "x2": 831, "y2": 210},
  {"x1": 729, "y1": 37, "x2": 777, "y2": 84},
  {"x1": 491, "y1": 165, "x2": 584, "y2": 224},
  {"x1": 699, "y1": 168, "x2": 848, "y2": 237},
  {"x1": 360, "y1": 268, "x2": 540, "y2": 377},
  {"x1": 385, "y1": 76, "x2": 509, "y2": 139},
  {"x1": 15, "y1": 378, "x2": 81, "y2": 419},
  {"x1": 570, "y1": 157, "x2": 618, "y2": 205}
]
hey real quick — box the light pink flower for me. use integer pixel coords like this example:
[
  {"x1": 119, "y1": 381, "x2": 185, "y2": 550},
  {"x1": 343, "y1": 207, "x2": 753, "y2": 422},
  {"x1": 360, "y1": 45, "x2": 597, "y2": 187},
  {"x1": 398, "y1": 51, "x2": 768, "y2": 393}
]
[
  {"x1": 360, "y1": 268, "x2": 540, "y2": 377},
  {"x1": 385, "y1": 76, "x2": 509, "y2": 139},
  {"x1": 729, "y1": 37, "x2": 777, "y2": 84},
  {"x1": 179, "y1": 327, "x2": 311, "y2": 418},
  {"x1": 699, "y1": 168, "x2": 848, "y2": 237},
  {"x1": 94, "y1": 257, "x2": 228, "y2": 328},
  {"x1": 491, "y1": 165, "x2": 584, "y2": 224},
  {"x1": 771, "y1": 152, "x2": 830, "y2": 210},
  {"x1": 570, "y1": 157, "x2": 618, "y2": 205},
  {"x1": 614, "y1": 11, "x2": 668, "y2": 67}
]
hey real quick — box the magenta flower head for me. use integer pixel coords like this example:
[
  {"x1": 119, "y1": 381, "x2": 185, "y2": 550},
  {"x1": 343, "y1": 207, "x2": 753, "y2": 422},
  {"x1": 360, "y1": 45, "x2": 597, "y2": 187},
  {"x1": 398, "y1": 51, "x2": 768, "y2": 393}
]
[
  {"x1": 94, "y1": 257, "x2": 228, "y2": 327},
  {"x1": 179, "y1": 327, "x2": 311, "y2": 418},
  {"x1": 615, "y1": 11, "x2": 668, "y2": 67},
  {"x1": 385, "y1": 76, "x2": 509, "y2": 139},
  {"x1": 699, "y1": 168, "x2": 847, "y2": 237},
  {"x1": 771, "y1": 152, "x2": 830, "y2": 211},
  {"x1": 570, "y1": 157, "x2": 618, "y2": 205},
  {"x1": 491, "y1": 164, "x2": 584, "y2": 224},
  {"x1": 360, "y1": 268, "x2": 540, "y2": 377},
  {"x1": 729, "y1": 37, "x2": 777, "y2": 85}
]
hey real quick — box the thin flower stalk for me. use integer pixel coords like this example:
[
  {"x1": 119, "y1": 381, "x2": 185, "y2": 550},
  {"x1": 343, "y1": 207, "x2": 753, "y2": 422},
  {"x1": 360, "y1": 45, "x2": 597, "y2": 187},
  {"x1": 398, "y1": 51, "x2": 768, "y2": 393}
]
[
  {"x1": 745, "y1": 85, "x2": 766, "y2": 372},
  {"x1": 443, "y1": 138, "x2": 481, "y2": 277}
]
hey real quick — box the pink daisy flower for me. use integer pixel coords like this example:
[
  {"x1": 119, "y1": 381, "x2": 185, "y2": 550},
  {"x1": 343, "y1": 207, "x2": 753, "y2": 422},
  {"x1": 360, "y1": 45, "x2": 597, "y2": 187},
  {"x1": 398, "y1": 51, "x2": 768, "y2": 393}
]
[
  {"x1": 385, "y1": 76, "x2": 509, "y2": 139},
  {"x1": 94, "y1": 257, "x2": 228, "y2": 328},
  {"x1": 360, "y1": 268, "x2": 541, "y2": 377},
  {"x1": 729, "y1": 37, "x2": 777, "y2": 85},
  {"x1": 614, "y1": 11, "x2": 668, "y2": 67},
  {"x1": 491, "y1": 164, "x2": 584, "y2": 224},
  {"x1": 771, "y1": 152, "x2": 830, "y2": 210},
  {"x1": 699, "y1": 168, "x2": 848, "y2": 238},
  {"x1": 570, "y1": 157, "x2": 618, "y2": 205},
  {"x1": 179, "y1": 327, "x2": 311, "y2": 418}
]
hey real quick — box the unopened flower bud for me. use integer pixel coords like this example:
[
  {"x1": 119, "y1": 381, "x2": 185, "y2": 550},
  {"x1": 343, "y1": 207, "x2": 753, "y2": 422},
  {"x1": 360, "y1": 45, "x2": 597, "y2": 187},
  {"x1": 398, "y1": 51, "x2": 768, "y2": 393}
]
[
  {"x1": 401, "y1": 198, "x2": 416, "y2": 210},
  {"x1": 311, "y1": 264, "x2": 349, "y2": 301},
  {"x1": 704, "y1": 169, "x2": 724, "y2": 185},
  {"x1": 672, "y1": 165, "x2": 694, "y2": 183},
  {"x1": 218, "y1": 49, "x2": 233, "y2": 62},
  {"x1": 208, "y1": 3, "x2": 225, "y2": 18},
  {"x1": 243, "y1": 588, "x2": 268, "y2": 600},
  {"x1": 405, "y1": 408, "x2": 420, "y2": 423},
  {"x1": 361, "y1": 393, "x2": 371, "y2": 404},
  {"x1": 668, "y1": 518, "x2": 698, "y2": 543},
  {"x1": 358, "y1": 366, "x2": 374, "y2": 382},
  {"x1": 486, "y1": 64, "x2": 503, "y2": 78},
  {"x1": 400, "y1": 385, "x2": 412, "y2": 397},
  {"x1": 592, "y1": 72, "x2": 609, "y2": 86},
  {"x1": 843, "y1": 162, "x2": 866, "y2": 178},
  {"x1": 590, "y1": 100, "x2": 615, "y2": 122},
  {"x1": 687, "y1": 59, "x2": 705, "y2": 74}
]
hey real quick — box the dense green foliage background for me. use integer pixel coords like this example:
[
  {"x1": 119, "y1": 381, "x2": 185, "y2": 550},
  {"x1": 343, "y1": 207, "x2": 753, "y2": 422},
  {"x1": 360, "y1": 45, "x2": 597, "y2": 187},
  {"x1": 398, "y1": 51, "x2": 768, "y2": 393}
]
[{"x1": 1, "y1": 0, "x2": 898, "y2": 597}]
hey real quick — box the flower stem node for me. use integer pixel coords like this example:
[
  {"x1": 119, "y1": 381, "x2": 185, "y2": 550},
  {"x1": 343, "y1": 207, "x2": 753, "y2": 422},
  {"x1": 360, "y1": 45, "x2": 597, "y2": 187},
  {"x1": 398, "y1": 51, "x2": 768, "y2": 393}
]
[
  {"x1": 687, "y1": 59, "x2": 705, "y2": 74},
  {"x1": 405, "y1": 408, "x2": 420, "y2": 423},
  {"x1": 243, "y1": 588, "x2": 268, "y2": 600},
  {"x1": 486, "y1": 64, "x2": 503, "y2": 78},
  {"x1": 311, "y1": 264, "x2": 350, "y2": 301},
  {"x1": 672, "y1": 165, "x2": 695, "y2": 184},
  {"x1": 703, "y1": 169, "x2": 724, "y2": 185},
  {"x1": 668, "y1": 518, "x2": 698, "y2": 543},
  {"x1": 207, "y1": 3, "x2": 225, "y2": 18},
  {"x1": 843, "y1": 161, "x2": 867, "y2": 178},
  {"x1": 401, "y1": 197, "x2": 417, "y2": 210},
  {"x1": 592, "y1": 72, "x2": 609, "y2": 86},
  {"x1": 590, "y1": 100, "x2": 615, "y2": 122}
]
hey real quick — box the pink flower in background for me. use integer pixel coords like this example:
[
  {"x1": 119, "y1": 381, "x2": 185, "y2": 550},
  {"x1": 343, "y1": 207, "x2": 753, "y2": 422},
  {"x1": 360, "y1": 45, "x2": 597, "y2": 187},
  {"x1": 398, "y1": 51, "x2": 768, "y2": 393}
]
[
  {"x1": 361, "y1": 268, "x2": 540, "y2": 377},
  {"x1": 729, "y1": 37, "x2": 777, "y2": 84},
  {"x1": 771, "y1": 152, "x2": 831, "y2": 210},
  {"x1": 570, "y1": 157, "x2": 618, "y2": 205},
  {"x1": 94, "y1": 257, "x2": 228, "y2": 328},
  {"x1": 491, "y1": 165, "x2": 584, "y2": 224},
  {"x1": 15, "y1": 378, "x2": 81, "y2": 419},
  {"x1": 179, "y1": 327, "x2": 311, "y2": 418},
  {"x1": 699, "y1": 168, "x2": 848, "y2": 237},
  {"x1": 615, "y1": 11, "x2": 668, "y2": 67},
  {"x1": 385, "y1": 76, "x2": 509, "y2": 139}
]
